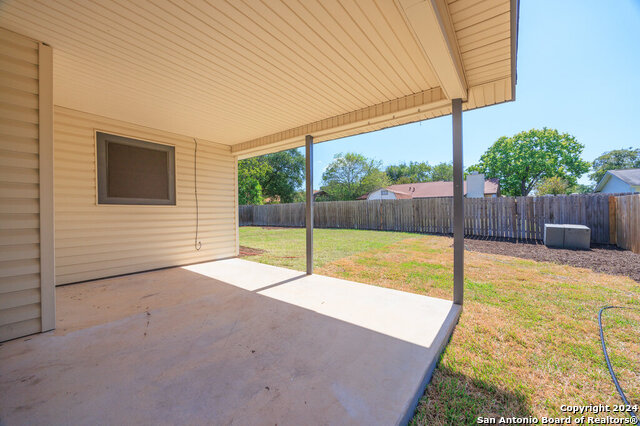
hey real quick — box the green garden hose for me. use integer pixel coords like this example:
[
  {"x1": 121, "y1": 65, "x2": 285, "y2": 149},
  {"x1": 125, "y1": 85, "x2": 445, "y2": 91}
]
[{"x1": 598, "y1": 305, "x2": 638, "y2": 420}]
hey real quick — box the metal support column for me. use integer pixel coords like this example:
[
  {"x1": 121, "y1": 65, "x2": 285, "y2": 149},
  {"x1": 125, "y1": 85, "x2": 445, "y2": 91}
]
[
  {"x1": 452, "y1": 99, "x2": 464, "y2": 305},
  {"x1": 305, "y1": 135, "x2": 314, "y2": 275}
]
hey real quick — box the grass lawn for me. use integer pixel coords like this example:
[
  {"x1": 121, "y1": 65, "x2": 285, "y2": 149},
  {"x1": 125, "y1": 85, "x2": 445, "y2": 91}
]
[{"x1": 240, "y1": 226, "x2": 640, "y2": 425}]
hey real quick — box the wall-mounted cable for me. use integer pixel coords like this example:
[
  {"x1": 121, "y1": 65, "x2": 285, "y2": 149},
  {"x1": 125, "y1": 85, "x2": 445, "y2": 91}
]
[{"x1": 194, "y1": 138, "x2": 202, "y2": 251}]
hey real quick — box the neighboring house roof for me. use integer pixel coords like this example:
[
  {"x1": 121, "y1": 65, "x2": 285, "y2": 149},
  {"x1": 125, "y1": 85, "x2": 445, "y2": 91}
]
[
  {"x1": 595, "y1": 168, "x2": 640, "y2": 192},
  {"x1": 313, "y1": 190, "x2": 328, "y2": 200},
  {"x1": 263, "y1": 195, "x2": 281, "y2": 204},
  {"x1": 388, "y1": 189, "x2": 413, "y2": 199},
  {"x1": 356, "y1": 188, "x2": 411, "y2": 200},
  {"x1": 360, "y1": 179, "x2": 500, "y2": 199}
]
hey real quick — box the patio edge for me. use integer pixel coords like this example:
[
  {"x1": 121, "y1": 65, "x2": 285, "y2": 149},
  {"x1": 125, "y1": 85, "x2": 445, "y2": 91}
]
[{"x1": 398, "y1": 303, "x2": 463, "y2": 426}]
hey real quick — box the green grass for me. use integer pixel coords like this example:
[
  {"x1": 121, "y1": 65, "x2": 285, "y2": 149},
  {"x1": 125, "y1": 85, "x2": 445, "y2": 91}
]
[
  {"x1": 240, "y1": 226, "x2": 416, "y2": 271},
  {"x1": 240, "y1": 226, "x2": 640, "y2": 425}
]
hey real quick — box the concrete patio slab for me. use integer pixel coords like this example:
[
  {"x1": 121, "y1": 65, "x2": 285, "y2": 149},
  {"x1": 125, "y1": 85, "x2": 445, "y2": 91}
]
[{"x1": 0, "y1": 259, "x2": 460, "y2": 425}]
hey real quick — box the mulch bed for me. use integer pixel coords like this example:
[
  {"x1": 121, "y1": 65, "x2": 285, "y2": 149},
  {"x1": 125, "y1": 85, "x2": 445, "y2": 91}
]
[
  {"x1": 463, "y1": 237, "x2": 640, "y2": 282},
  {"x1": 238, "y1": 246, "x2": 265, "y2": 257}
]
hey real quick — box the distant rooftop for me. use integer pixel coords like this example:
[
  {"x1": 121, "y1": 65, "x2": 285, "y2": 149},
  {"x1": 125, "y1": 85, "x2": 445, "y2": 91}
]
[
  {"x1": 358, "y1": 179, "x2": 500, "y2": 200},
  {"x1": 595, "y1": 168, "x2": 640, "y2": 192},
  {"x1": 607, "y1": 168, "x2": 640, "y2": 186}
]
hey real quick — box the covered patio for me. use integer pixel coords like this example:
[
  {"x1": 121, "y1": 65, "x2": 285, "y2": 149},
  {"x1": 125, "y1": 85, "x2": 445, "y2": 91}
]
[
  {"x1": 1, "y1": 0, "x2": 517, "y2": 423},
  {"x1": 0, "y1": 259, "x2": 459, "y2": 425}
]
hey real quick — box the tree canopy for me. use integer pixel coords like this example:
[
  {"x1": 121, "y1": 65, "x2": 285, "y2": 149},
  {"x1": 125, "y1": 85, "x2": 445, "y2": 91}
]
[
  {"x1": 468, "y1": 128, "x2": 590, "y2": 196},
  {"x1": 237, "y1": 149, "x2": 305, "y2": 205},
  {"x1": 386, "y1": 162, "x2": 431, "y2": 184},
  {"x1": 238, "y1": 157, "x2": 268, "y2": 205},
  {"x1": 589, "y1": 148, "x2": 640, "y2": 184},
  {"x1": 385, "y1": 161, "x2": 453, "y2": 184},
  {"x1": 260, "y1": 149, "x2": 305, "y2": 203},
  {"x1": 430, "y1": 162, "x2": 454, "y2": 182},
  {"x1": 321, "y1": 153, "x2": 389, "y2": 201},
  {"x1": 534, "y1": 176, "x2": 571, "y2": 196}
]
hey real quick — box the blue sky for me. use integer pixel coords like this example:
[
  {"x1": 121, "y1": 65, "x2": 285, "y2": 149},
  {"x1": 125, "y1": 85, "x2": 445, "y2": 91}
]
[{"x1": 303, "y1": 0, "x2": 640, "y2": 189}]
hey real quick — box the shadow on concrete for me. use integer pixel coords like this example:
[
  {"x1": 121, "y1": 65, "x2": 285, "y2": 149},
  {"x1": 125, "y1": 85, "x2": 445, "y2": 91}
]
[{"x1": 251, "y1": 274, "x2": 306, "y2": 292}]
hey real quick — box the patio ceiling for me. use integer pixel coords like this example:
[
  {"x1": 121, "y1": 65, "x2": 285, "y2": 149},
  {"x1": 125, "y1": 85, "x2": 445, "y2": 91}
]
[{"x1": 0, "y1": 0, "x2": 517, "y2": 157}]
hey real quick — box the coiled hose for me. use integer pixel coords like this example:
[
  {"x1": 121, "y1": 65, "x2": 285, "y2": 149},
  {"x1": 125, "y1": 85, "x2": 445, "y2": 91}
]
[{"x1": 598, "y1": 306, "x2": 638, "y2": 420}]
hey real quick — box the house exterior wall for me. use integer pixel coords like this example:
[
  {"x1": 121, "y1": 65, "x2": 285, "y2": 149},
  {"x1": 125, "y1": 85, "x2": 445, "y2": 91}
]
[
  {"x1": 367, "y1": 189, "x2": 398, "y2": 200},
  {"x1": 0, "y1": 28, "x2": 54, "y2": 341},
  {"x1": 600, "y1": 176, "x2": 636, "y2": 194},
  {"x1": 54, "y1": 107, "x2": 238, "y2": 285}
]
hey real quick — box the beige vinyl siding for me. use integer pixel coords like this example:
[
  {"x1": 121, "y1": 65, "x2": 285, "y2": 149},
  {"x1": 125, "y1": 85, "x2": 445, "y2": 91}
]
[
  {"x1": 0, "y1": 28, "x2": 42, "y2": 341},
  {"x1": 54, "y1": 107, "x2": 237, "y2": 285}
]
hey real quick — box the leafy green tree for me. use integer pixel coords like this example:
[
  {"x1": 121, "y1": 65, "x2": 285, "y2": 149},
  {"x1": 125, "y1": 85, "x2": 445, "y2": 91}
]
[
  {"x1": 570, "y1": 183, "x2": 594, "y2": 194},
  {"x1": 260, "y1": 149, "x2": 305, "y2": 203},
  {"x1": 430, "y1": 162, "x2": 454, "y2": 181},
  {"x1": 589, "y1": 148, "x2": 640, "y2": 184},
  {"x1": 238, "y1": 149, "x2": 305, "y2": 204},
  {"x1": 238, "y1": 157, "x2": 268, "y2": 205},
  {"x1": 468, "y1": 128, "x2": 590, "y2": 196},
  {"x1": 385, "y1": 161, "x2": 452, "y2": 183},
  {"x1": 321, "y1": 153, "x2": 389, "y2": 200},
  {"x1": 535, "y1": 176, "x2": 571, "y2": 195},
  {"x1": 386, "y1": 162, "x2": 432, "y2": 183},
  {"x1": 292, "y1": 190, "x2": 306, "y2": 203}
]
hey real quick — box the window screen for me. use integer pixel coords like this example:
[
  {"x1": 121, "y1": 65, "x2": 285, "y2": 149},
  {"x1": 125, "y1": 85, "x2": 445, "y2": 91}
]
[{"x1": 97, "y1": 132, "x2": 176, "y2": 205}]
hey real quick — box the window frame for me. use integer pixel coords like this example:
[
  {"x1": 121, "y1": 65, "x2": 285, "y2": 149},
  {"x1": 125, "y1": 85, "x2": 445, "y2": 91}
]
[
  {"x1": 96, "y1": 131, "x2": 176, "y2": 205},
  {"x1": 381, "y1": 189, "x2": 389, "y2": 195}
]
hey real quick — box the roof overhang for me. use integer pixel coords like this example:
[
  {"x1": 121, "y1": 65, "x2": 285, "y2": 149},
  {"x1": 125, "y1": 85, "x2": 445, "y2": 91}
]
[
  {"x1": 0, "y1": 0, "x2": 519, "y2": 158},
  {"x1": 594, "y1": 173, "x2": 612, "y2": 192}
]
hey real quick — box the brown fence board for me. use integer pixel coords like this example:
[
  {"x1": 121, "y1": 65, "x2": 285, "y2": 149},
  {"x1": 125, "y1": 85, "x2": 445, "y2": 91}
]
[{"x1": 615, "y1": 194, "x2": 640, "y2": 253}]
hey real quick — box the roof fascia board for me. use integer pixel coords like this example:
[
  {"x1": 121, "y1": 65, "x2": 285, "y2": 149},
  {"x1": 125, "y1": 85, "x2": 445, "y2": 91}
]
[
  {"x1": 511, "y1": 0, "x2": 520, "y2": 100},
  {"x1": 397, "y1": 0, "x2": 467, "y2": 100},
  {"x1": 594, "y1": 173, "x2": 612, "y2": 192}
]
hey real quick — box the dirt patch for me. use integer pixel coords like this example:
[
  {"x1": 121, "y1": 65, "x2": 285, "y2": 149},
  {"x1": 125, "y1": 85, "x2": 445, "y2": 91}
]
[
  {"x1": 463, "y1": 237, "x2": 640, "y2": 282},
  {"x1": 238, "y1": 246, "x2": 265, "y2": 257}
]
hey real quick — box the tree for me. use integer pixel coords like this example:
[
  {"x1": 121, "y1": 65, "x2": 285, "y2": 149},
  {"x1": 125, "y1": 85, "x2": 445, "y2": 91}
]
[
  {"x1": 589, "y1": 148, "x2": 640, "y2": 184},
  {"x1": 430, "y1": 162, "x2": 454, "y2": 181},
  {"x1": 385, "y1": 161, "x2": 452, "y2": 183},
  {"x1": 260, "y1": 149, "x2": 305, "y2": 203},
  {"x1": 570, "y1": 183, "x2": 594, "y2": 194},
  {"x1": 238, "y1": 157, "x2": 268, "y2": 205},
  {"x1": 535, "y1": 176, "x2": 571, "y2": 195},
  {"x1": 468, "y1": 128, "x2": 590, "y2": 196},
  {"x1": 386, "y1": 162, "x2": 431, "y2": 183},
  {"x1": 237, "y1": 149, "x2": 305, "y2": 204},
  {"x1": 321, "y1": 153, "x2": 389, "y2": 200}
]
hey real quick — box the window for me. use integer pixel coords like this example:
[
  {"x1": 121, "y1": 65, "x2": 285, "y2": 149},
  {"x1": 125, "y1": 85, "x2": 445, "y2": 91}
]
[
  {"x1": 96, "y1": 132, "x2": 176, "y2": 205},
  {"x1": 381, "y1": 190, "x2": 388, "y2": 195}
]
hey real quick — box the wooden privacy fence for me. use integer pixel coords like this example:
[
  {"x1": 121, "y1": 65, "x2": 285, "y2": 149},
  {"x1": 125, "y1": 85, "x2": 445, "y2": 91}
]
[
  {"x1": 240, "y1": 194, "x2": 622, "y2": 244},
  {"x1": 611, "y1": 194, "x2": 640, "y2": 253}
]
